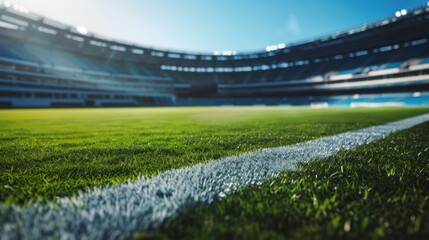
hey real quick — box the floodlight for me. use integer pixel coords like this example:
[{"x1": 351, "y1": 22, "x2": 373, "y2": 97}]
[
  {"x1": 76, "y1": 26, "x2": 88, "y2": 35},
  {"x1": 412, "y1": 92, "x2": 421, "y2": 97}
]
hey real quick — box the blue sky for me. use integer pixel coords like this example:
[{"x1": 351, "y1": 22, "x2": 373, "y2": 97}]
[{"x1": 9, "y1": 0, "x2": 429, "y2": 53}]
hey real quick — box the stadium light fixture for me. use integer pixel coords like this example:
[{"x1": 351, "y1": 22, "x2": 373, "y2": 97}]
[
  {"x1": 401, "y1": 9, "x2": 407, "y2": 15},
  {"x1": 412, "y1": 92, "x2": 421, "y2": 97},
  {"x1": 1, "y1": 2, "x2": 29, "y2": 13},
  {"x1": 213, "y1": 50, "x2": 237, "y2": 56},
  {"x1": 265, "y1": 43, "x2": 286, "y2": 52},
  {"x1": 395, "y1": 11, "x2": 401, "y2": 17},
  {"x1": 76, "y1": 26, "x2": 88, "y2": 35}
]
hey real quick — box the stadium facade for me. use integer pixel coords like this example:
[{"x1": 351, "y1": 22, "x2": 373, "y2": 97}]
[{"x1": 0, "y1": 3, "x2": 429, "y2": 107}]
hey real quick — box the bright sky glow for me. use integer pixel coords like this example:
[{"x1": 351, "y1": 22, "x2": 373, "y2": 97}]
[{"x1": 6, "y1": 0, "x2": 429, "y2": 53}]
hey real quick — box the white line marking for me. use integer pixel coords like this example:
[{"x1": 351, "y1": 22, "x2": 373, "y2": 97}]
[{"x1": 1, "y1": 113, "x2": 429, "y2": 240}]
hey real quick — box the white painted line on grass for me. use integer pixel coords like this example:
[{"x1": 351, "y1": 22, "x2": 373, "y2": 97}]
[{"x1": 1, "y1": 113, "x2": 429, "y2": 240}]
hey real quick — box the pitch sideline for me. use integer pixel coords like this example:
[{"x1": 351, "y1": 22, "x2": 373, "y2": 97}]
[{"x1": 2, "y1": 113, "x2": 429, "y2": 239}]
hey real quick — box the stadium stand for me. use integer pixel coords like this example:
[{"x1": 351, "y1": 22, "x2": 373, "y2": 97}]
[{"x1": 0, "y1": 3, "x2": 429, "y2": 107}]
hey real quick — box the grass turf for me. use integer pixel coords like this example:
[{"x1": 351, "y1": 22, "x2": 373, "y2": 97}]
[
  {"x1": 0, "y1": 107, "x2": 428, "y2": 205},
  {"x1": 140, "y1": 120, "x2": 429, "y2": 240}
]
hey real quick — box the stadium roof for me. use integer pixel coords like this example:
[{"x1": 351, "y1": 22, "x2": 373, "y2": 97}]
[{"x1": 3, "y1": 0, "x2": 429, "y2": 53}]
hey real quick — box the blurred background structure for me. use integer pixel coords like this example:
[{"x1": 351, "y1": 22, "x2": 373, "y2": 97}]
[{"x1": 0, "y1": 1, "x2": 429, "y2": 107}]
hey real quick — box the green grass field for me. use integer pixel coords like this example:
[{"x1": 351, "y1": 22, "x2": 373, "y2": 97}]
[
  {"x1": 141, "y1": 120, "x2": 429, "y2": 239},
  {"x1": 1, "y1": 107, "x2": 429, "y2": 239},
  {"x1": 0, "y1": 107, "x2": 428, "y2": 206}
]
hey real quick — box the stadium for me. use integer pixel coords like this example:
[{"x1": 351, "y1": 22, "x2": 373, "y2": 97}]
[
  {"x1": 0, "y1": 2, "x2": 429, "y2": 107},
  {"x1": 0, "y1": 0, "x2": 429, "y2": 239}
]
